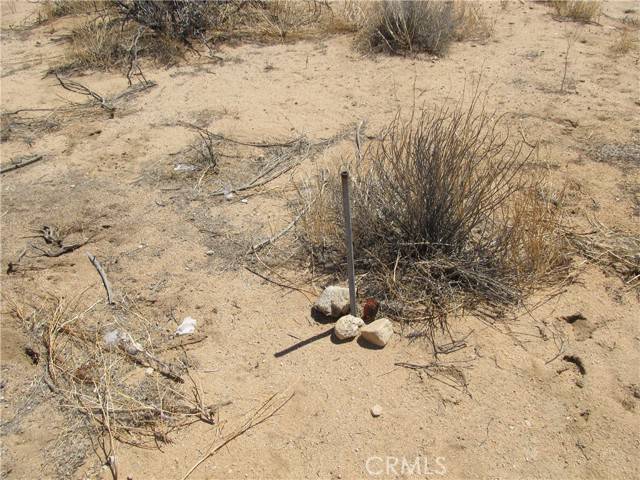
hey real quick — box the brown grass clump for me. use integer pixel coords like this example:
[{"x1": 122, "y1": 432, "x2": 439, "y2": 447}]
[
  {"x1": 610, "y1": 29, "x2": 639, "y2": 55},
  {"x1": 63, "y1": 18, "x2": 131, "y2": 71},
  {"x1": 454, "y1": 1, "x2": 494, "y2": 42},
  {"x1": 297, "y1": 93, "x2": 568, "y2": 333},
  {"x1": 565, "y1": 217, "x2": 640, "y2": 291},
  {"x1": 550, "y1": 0, "x2": 602, "y2": 23},
  {"x1": 39, "y1": 0, "x2": 108, "y2": 20},
  {"x1": 62, "y1": 16, "x2": 183, "y2": 72}
]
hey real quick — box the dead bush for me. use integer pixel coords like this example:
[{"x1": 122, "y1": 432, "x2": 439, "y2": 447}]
[
  {"x1": 298, "y1": 94, "x2": 568, "y2": 332},
  {"x1": 550, "y1": 0, "x2": 602, "y2": 23},
  {"x1": 113, "y1": 0, "x2": 228, "y2": 44}
]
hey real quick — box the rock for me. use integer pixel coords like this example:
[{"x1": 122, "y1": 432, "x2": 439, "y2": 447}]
[
  {"x1": 334, "y1": 315, "x2": 364, "y2": 340},
  {"x1": 370, "y1": 404, "x2": 383, "y2": 417},
  {"x1": 360, "y1": 318, "x2": 393, "y2": 347},
  {"x1": 313, "y1": 286, "x2": 350, "y2": 318}
]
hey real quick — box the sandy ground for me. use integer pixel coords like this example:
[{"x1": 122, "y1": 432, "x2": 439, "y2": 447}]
[{"x1": 1, "y1": 1, "x2": 639, "y2": 479}]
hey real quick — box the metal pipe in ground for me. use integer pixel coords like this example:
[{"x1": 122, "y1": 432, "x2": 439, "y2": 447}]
[{"x1": 341, "y1": 168, "x2": 357, "y2": 316}]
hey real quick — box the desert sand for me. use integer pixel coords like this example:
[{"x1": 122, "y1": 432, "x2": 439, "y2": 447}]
[{"x1": 1, "y1": 1, "x2": 639, "y2": 479}]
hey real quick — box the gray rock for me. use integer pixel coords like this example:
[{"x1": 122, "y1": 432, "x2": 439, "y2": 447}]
[
  {"x1": 313, "y1": 286, "x2": 351, "y2": 318},
  {"x1": 360, "y1": 318, "x2": 393, "y2": 347},
  {"x1": 334, "y1": 315, "x2": 364, "y2": 340}
]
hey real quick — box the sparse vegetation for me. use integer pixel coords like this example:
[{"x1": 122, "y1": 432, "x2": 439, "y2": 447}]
[
  {"x1": 5, "y1": 289, "x2": 220, "y2": 478},
  {"x1": 550, "y1": 0, "x2": 602, "y2": 23},
  {"x1": 45, "y1": 0, "x2": 495, "y2": 71},
  {"x1": 565, "y1": 217, "x2": 640, "y2": 291},
  {"x1": 610, "y1": 29, "x2": 639, "y2": 55},
  {"x1": 46, "y1": 0, "x2": 350, "y2": 72},
  {"x1": 298, "y1": 93, "x2": 568, "y2": 333},
  {"x1": 40, "y1": 0, "x2": 107, "y2": 20},
  {"x1": 454, "y1": 1, "x2": 494, "y2": 42}
]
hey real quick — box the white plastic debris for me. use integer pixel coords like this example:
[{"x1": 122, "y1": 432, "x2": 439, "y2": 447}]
[
  {"x1": 174, "y1": 163, "x2": 197, "y2": 172},
  {"x1": 175, "y1": 316, "x2": 197, "y2": 335},
  {"x1": 103, "y1": 329, "x2": 143, "y2": 353},
  {"x1": 223, "y1": 184, "x2": 235, "y2": 201},
  {"x1": 104, "y1": 330, "x2": 120, "y2": 347}
]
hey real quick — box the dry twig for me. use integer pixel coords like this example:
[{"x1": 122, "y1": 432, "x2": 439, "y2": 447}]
[{"x1": 181, "y1": 391, "x2": 295, "y2": 480}]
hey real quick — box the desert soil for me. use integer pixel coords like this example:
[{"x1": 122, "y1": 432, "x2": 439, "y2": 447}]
[{"x1": 1, "y1": 1, "x2": 639, "y2": 479}]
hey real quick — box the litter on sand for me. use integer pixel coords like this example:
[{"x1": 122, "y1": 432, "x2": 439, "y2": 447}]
[{"x1": 175, "y1": 316, "x2": 197, "y2": 335}]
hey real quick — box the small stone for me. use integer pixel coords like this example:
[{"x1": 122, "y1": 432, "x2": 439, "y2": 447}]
[
  {"x1": 334, "y1": 315, "x2": 364, "y2": 340},
  {"x1": 206, "y1": 250, "x2": 215, "y2": 256},
  {"x1": 313, "y1": 286, "x2": 350, "y2": 318},
  {"x1": 370, "y1": 405, "x2": 383, "y2": 417},
  {"x1": 360, "y1": 318, "x2": 393, "y2": 347}
]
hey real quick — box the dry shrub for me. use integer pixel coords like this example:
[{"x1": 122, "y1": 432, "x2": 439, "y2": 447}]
[
  {"x1": 356, "y1": 0, "x2": 457, "y2": 55},
  {"x1": 298, "y1": 94, "x2": 567, "y2": 330},
  {"x1": 550, "y1": 0, "x2": 602, "y2": 23},
  {"x1": 356, "y1": 0, "x2": 493, "y2": 55},
  {"x1": 610, "y1": 29, "x2": 639, "y2": 55}
]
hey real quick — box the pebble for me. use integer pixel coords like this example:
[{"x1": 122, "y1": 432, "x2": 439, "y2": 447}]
[{"x1": 371, "y1": 404, "x2": 383, "y2": 417}]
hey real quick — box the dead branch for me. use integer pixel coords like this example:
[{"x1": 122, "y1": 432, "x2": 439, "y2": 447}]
[
  {"x1": 248, "y1": 208, "x2": 307, "y2": 254},
  {"x1": 244, "y1": 265, "x2": 314, "y2": 302},
  {"x1": 181, "y1": 391, "x2": 295, "y2": 480},
  {"x1": 0, "y1": 154, "x2": 44, "y2": 174},
  {"x1": 54, "y1": 73, "x2": 115, "y2": 115},
  {"x1": 156, "y1": 333, "x2": 208, "y2": 352},
  {"x1": 87, "y1": 252, "x2": 114, "y2": 305}
]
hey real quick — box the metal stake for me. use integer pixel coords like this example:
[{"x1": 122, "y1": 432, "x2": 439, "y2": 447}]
[{"x1": 341, "y1": 168, "x2": 357, "y2": 316}]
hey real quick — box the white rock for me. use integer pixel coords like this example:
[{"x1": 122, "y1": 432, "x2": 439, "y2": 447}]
[
  {"x1": 313, "y1": 286, "x2": 351, "y2": 318},
  {"x1": 371, "y1": 404, "x2": 383, "y2": 417},
  {"x1": 360, "y1": 318, "x2": 393, "y2": 347},
  {"x1": 334, "y1": 315, "x2": 364, "y2": 340}
]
